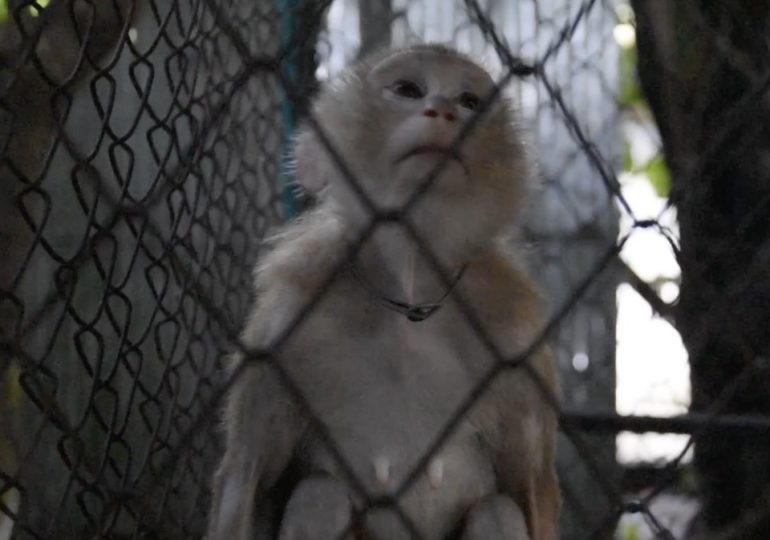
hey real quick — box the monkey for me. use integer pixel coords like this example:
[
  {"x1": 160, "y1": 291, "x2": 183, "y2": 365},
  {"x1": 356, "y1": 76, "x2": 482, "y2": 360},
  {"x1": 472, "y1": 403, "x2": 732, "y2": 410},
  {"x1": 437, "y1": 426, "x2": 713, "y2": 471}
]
[{"x1": 207, "y1": 44, "x2": 560, "y2": 540}]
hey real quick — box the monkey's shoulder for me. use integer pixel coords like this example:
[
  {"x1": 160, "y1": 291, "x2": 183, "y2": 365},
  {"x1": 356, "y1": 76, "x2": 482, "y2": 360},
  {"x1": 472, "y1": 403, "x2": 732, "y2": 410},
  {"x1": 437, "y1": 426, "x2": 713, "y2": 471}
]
[
  {"x1": 254, "y1": 207, "x2": 349, "y2": 296},
  {"x1": 462, "y1": 246, "x2": 547, "y2": 353},
  {"x1": 464, "y1": 246, "x2": 559, "y2": 393},
  {"x1": 237, "y1": 208, "x2": 349, "y2": 349},
  {"x1": 465, "y1": 247, "x2": 543, "y2": 323}
]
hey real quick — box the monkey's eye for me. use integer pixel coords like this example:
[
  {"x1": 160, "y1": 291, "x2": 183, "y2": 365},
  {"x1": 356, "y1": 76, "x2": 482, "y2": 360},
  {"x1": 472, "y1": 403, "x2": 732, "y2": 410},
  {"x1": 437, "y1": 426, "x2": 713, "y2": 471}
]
[
  {"x1": 458, "y1": 91, "x2": 481, "y2": 111},
  {"x1": 391, "y1": 79, "x2": 424, "y2": 99}
]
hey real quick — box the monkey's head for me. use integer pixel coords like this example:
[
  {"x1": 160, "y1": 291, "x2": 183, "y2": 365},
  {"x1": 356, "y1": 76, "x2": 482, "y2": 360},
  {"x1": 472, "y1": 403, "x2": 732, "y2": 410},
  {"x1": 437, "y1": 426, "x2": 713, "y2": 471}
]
[{"x1": 295, "y1": 44, "x2": 529, "y2": 259}]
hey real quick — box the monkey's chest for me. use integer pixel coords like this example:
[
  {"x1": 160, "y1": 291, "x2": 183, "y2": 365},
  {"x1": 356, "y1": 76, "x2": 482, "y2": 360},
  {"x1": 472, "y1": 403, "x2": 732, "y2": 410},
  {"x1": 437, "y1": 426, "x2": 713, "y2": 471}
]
[
  {"x1": 290, "y1": 309, "x2": 491, "y2": 446},
  {"x1": 286, "y1": 312, "x2": 499, "y2": 537}
]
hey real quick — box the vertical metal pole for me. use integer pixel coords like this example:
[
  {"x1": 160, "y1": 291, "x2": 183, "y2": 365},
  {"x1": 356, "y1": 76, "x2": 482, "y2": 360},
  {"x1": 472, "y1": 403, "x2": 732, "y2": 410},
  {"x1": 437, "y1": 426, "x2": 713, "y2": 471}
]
[{"x1": 278, "y1": 0, "x2": 299, "y2": 219}]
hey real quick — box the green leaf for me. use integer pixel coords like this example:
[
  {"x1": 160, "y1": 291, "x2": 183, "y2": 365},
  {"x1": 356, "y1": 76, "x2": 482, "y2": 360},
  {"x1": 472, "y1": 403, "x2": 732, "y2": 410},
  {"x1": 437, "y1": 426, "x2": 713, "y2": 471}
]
[
  {"x1": 619, "y1": 46, "x2": 645, "y2": 107},
  {"x1": 623, "y1": 140, "x2": 634, "y2": 173},
  {"x1": 619, "y1": 522, "x2": 641, "y2": 540},
  {"x1": 643, "y1": 155, "x2": 672, "y2": 197},
  {"x1": 28, "y1": 0, "x2": 52, "y2": 17},
  {"x1": 0, "y1": 1, "x2": 8, "y2": 22}
]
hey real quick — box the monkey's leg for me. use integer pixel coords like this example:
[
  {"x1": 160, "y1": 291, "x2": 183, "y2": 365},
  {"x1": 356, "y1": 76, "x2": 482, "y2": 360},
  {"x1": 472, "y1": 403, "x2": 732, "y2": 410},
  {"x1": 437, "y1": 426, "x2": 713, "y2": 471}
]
[
  {"x1": 461, "y1": 495, "x2": 530, "y2": 540},
  {"x1": 278, "y1": 476, "x2": 354, "y2": 540}
]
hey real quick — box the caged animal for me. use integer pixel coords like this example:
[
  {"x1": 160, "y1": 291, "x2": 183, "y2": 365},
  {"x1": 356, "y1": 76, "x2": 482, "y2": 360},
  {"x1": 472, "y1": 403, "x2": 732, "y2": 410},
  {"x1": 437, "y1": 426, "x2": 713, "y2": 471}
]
[{"x1": 207, "y1": 44, "x2": 560, "y2": 540}]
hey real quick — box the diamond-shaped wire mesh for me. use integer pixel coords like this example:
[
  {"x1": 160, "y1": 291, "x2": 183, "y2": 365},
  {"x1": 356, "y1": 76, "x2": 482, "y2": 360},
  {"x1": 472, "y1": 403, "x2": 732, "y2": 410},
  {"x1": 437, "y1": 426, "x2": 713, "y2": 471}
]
[{"x1": 1, "y1": 0, "x2": 769, "y2": 539}]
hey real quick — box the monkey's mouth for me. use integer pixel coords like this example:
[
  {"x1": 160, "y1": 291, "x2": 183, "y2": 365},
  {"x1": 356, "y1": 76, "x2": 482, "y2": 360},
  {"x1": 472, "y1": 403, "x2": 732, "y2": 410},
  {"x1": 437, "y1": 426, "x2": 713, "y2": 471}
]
[{"x1": 396, "y1": 146, "x2": 468, "y2": 175}]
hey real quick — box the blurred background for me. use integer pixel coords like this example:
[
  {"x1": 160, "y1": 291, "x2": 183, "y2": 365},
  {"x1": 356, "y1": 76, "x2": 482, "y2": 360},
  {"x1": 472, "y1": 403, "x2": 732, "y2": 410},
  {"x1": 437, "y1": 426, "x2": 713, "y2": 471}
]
[{"x1": 1, "y1": 1, "x2": 768, "y2": 539}]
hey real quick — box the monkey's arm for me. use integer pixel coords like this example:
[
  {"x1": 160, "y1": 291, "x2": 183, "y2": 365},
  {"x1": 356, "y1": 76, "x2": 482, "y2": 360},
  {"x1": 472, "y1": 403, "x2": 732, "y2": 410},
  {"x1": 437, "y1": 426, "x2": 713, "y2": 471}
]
[
  {"x1": 207, "y1": 280, "x2": 310, "y2": 539},
  {"x1": 207, "y1": 284, "x2": 309, "y2": 539},
  {"x1": 467, "y1": 250, "x2": 561, "y2": 540},
  {"x1": 208, "y1": 211, "x2": 347, "y2": 539},
  {"x1": 207, "y1": 358, "x2": 305, "y2": 540},
  {"x1": 493, "y1": 347, "x2": 561, "y2": 540}
]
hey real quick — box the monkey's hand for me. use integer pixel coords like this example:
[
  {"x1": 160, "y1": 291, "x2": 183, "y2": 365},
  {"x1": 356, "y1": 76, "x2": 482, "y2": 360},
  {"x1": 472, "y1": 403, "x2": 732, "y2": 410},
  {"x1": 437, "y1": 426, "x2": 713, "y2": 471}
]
[{"x1": 462, "y1": 495, "x2": 530, "y2": 540}]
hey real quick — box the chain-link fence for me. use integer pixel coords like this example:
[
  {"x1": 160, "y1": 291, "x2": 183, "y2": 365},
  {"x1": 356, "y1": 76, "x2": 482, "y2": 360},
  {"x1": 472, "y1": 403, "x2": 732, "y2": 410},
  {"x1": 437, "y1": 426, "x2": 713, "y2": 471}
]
[{"x1": 1, "y1": 0, "x2": 769, "y2": 539}]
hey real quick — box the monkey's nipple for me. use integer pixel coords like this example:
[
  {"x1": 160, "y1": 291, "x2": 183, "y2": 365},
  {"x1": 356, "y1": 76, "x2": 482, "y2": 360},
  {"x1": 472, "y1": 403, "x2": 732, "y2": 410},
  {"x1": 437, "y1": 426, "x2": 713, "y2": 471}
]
[
  {"x1": 428, "y1": 458, "x2": 444, "y2": 489},
  {"x1": 373, "y1": 456, "x2": 391, "y2": 487}
]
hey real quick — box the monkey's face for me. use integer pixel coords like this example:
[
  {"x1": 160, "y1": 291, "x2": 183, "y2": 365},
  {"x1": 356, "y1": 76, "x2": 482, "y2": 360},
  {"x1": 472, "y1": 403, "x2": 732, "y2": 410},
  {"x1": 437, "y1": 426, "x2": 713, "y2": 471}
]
[
  {"x1": 306, "y1": 47, "x2": 528, "y2": 251},
  {"x1": 365, "y1": 51, "x2": 492, "y2": 194},
  {"x1": 359, "y1": 50, "x2": 515, "y2": 205}
]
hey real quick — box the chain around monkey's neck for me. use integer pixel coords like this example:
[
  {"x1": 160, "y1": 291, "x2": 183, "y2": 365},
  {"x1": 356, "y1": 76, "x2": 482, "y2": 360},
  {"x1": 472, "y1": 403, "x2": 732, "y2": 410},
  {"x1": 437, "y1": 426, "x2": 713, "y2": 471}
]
[
  {"x1": 349, "y1": 257, "x2": 466, "y2": 322},
  {"x1": 349, "y1": 228, "x2": 467, "y2": 322}
]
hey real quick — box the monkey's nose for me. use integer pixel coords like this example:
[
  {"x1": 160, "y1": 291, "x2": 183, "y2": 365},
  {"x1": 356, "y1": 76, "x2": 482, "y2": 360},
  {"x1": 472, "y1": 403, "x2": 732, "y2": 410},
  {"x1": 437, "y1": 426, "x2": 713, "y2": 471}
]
[{"x1": 423, "y1": 97, "x2": 457, "y2": 122}]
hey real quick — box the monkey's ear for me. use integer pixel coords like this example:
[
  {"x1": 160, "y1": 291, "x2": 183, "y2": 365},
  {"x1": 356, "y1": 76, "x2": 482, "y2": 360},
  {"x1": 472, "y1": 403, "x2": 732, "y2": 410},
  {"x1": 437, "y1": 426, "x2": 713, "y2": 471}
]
[{"x1": 293, "y1": 128, "x2": 329, "y2": 193}]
